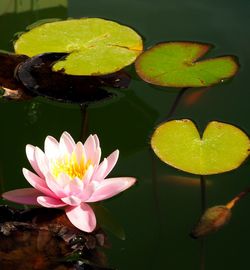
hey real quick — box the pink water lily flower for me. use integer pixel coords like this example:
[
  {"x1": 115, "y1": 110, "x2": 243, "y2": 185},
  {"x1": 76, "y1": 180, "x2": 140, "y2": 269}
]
[{"x1": 2, "y1": 132, "x2": 136, "y2": 232}]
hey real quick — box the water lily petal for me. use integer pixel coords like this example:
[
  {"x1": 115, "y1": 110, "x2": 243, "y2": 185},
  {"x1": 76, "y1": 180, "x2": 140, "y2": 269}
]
[
  {"x1": 84, "y1": 135, "x2": 96, "y2": 162},
  {"x1": 93, "y1": 134, "x2": 100, "y2": 149},
  {"x1": 65, "y1": 203, "x2": 96, "y2": 232},
  {"x1": 45, "y1": 172, "x2": 66, "y2": 198},
  {"x1": 82, "y1": 164, "x2": 94, "y2": 184},
  {"x1": 103, "y1": 150, "x2": 119, "y2": 178},
  {"x1": 74, "y1": 141, "x2": 86, "y2": 164},
  {"x1": 80, "y1": 181, "x2": 96, "y2": 201},
  {"x1": 37, "y1": 195, "x2": 66, "y2": 207},
  {"x1": 61, "y1": 195, "x2": 81, "y2": 206},
  {"x1": 63, "y1": 177, "x2": 83, "y2": 195},
  {"x1": 44, "y1": 136, "x2": 59, "y2": 159},
  {"x1": 86, "y1": 177, "x2": 136, "y2": 202},
  {"x1": 23, "y1": 168, "x2": 55, "y2": 197},
  {"x1": 94, "y1": 146, "x2": 101, "y2": 165},
  {"x1": 35, "y1": 147, "x2": 50, "y2": 176},
  {"x1": 57, "y1": 173, "x2": 72, "y2": 188},
  {"x1": 92, "y1": 158, "x2": 108, "y2": 181},
  {"x1": 2, "y1": 188, "x2": 42, "y2": 205},
  {"x1": 59, "y1": 131, "x2": 75, "y2": 155},
  {"x1": 26, "y1": 144, "x2": 44, "y2": 178}
]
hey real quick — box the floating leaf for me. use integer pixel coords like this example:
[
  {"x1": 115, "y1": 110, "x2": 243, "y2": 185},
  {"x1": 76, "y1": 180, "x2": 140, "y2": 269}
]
[
  {"x1": 190, "y1": 205, "x2": 231, "y2": 238},
  {"x1": 16, "y1": 52, "x2": 130, "y2": 103},
  {"x1": 92, "y1": 204, "x2": 126, "y2": 240},
  {"x1": 151, "y1": 119, "x2": 250, "y2": 175},
  {"x1": 135, "y1": 42, "x2": 239, "y2": 87},
  {"x1": 14, "y1": 18, "x2": 143, "y2": 76}
]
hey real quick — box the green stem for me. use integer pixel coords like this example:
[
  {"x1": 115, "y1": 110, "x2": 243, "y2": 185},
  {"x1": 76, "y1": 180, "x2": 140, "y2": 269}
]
[
  {"x1": 151, "y1": 87, "x2": 189, "y2": 231},
  {"x1": 79, "y1": 104, "x2": 89, "y2": 142},
  {"x1": 200, "y1": 175, "x2": 207, "y2": 270},
  {"x1": 200, "y1": 175, "x2": 207, "y2": 212},
  {"x1": 165, "y1": 87, "x2": 189, "y2": 119}
]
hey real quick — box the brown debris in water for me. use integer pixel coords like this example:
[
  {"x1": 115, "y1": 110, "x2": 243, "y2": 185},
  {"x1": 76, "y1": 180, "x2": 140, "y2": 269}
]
[{"x1": 0, "y1": 206, "x2": 111, "y2": 270}]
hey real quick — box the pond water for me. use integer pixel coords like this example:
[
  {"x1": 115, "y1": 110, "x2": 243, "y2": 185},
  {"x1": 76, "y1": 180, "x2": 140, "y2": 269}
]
[{"x1": 0, "y1": 0, "x2": 250, "y2": 269}]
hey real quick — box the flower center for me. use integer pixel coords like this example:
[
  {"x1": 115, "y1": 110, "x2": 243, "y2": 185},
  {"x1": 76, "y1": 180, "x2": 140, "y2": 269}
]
[{"x1": 51, "y1": 153, "x2": 88, "y2": 179}]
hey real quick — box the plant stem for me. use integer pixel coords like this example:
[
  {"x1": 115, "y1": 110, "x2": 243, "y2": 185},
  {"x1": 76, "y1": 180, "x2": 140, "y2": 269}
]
[
  {"x1": 151, "y1": 87, "x2": 189, "y2": 230},
  {"x1": 200, "y1": 175, "x2": 206, "y2": 270},
  {"x1": 79, "y1": 103, "x2": 89, "y2": 142},
  {"x1": 165, "y1": 87, "x2": 189, "y2": 119},
  {"x1": 200, "y1": 175, "x2": 207, "y2": 212}
]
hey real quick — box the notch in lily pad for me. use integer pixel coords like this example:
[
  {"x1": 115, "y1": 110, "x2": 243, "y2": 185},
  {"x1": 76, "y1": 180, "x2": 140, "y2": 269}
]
[
  {"x1": 151, "y1": 119, "x2": 250, "y2": 175},
  {"x1": 14, "y1": 18, "x2": 143, "y2": 76},
  {"x1": 135, "y1": 42, "x2": 239, "y2": 87}
]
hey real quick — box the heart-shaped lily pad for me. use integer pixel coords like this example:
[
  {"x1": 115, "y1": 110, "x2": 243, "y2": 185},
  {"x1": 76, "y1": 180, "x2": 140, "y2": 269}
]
[
  {"x1": 151, "y1": 119, "x2": 250, "y2": 175},
  {"x1": 14, "y1": 18, "x2": 143, "y2": 76},
  {"x1": 135, "y1": 42, "x2": 239, "y2": 87}
]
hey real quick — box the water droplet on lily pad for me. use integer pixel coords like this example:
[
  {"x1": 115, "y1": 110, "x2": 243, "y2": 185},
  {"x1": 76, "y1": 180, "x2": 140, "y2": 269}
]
[
  {"x1": 151, "y1": 119, "x2": 250, "y2": 175},
  {"x1": 14, "y1": 18, "x2": 143, "y2": 76},
  {"x1": 135, "y1": 42, "x2": 239, "y2": 87}
]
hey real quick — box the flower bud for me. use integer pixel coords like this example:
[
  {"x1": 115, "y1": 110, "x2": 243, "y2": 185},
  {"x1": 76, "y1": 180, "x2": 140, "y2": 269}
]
[{"x1": 190, "y1": 205, "x2": 231, "y2": 239}]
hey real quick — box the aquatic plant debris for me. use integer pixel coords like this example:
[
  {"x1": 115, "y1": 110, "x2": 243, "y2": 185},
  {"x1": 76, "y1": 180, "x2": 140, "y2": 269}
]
[
  {"x1": 0, "y1": 206, "x2": 109, "y2": 270},
  {"x1": 135, "y1": 42, "x2": 239, "y2": 87},
  {"x1": 16, "y1": 52, "x2": 131, "y2": 103},
  {"x1": 151, "y1": 119, "x2": 250, "y2": 175},
  {"x1": 2, "y1": 132, "x2": 136, "y2": 232},
  {"x1": 14, "y1": 18, "x2": 143, "y2": 75}
]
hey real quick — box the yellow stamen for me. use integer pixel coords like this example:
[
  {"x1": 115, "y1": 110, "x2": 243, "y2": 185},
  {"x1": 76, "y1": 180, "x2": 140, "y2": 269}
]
[{"x1": 51, "y1": 152, "x2": 90, "y2": 179}]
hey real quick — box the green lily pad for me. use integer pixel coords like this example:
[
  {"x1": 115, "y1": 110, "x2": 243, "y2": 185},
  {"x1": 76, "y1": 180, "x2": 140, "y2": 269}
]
[
  {"x1": 14, "y1": 18, "x2": 143, "y2": 76},
  {"x1": 151, "y1": 119, "x2": 250, "y2": 175},
  {"x1": 135, "y1": 42, "x2": 239, "y2": 87}
]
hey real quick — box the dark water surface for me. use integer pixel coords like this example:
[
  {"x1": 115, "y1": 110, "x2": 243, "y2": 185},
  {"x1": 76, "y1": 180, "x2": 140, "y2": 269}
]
[{"x1": 1, "y1": 0, "x2": 250, "y2": 269}]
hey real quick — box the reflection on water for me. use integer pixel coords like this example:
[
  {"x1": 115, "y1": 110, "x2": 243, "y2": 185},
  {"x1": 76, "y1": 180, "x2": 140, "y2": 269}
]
[
  {"x1": 0, "y1": 0, "x2": 67, "y2": 16},
  {"x1": 160, "y1": 174, "x2": 212, "y2": 187},
  {"x1": 25, "y1": 102, "x2": 40, "y2": 124}
]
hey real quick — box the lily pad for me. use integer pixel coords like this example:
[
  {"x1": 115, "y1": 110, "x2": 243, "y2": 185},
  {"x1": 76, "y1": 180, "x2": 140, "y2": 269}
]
[
  {"x1": 135, "y1": 42, "x2": 239, "y2": 87},
  {"x1": 16, "y1": 52, "x2": 130, "y2": 103},
  {"x1": 14, "y1": 18, "x2": 143, "y2": 76},
  {"x1": 151, "y1": 119, "x2": 250, "y2": 175}
]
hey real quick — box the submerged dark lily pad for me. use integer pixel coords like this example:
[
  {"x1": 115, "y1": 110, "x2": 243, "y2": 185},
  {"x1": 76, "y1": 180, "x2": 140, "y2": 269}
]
[
  {"x1": 0, "y1": 52, "x2": 34, "y2": 100},
  {"x1": 15, "y1": 52, "x2": 131, "y2": 103},
  {"x1": 0, "y1": 206, "x2": 110, "y2": 270},
  {"x1": 0, "y1": 51, "x2": 28, "y2": 89}
]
